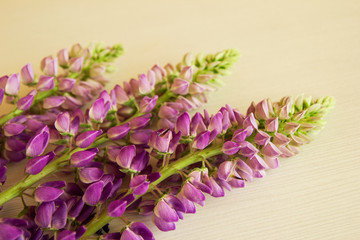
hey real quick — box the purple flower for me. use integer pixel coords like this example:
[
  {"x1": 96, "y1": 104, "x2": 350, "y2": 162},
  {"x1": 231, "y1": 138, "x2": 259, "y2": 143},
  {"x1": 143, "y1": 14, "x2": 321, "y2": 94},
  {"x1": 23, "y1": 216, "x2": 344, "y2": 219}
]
[
  {"x1": 75, "y1": 130, "x2": 102, "y2": 148},
  {"x1": 35, "y1": 201, "x2": 55, "y2": 228},
  {"x1": 21, "y1": 63, "x2": 35, "y2": 84},
  {"x1": 83, "y1": 181, "x2": 104, "y2": 205},
  {"x1": 107, "y1": 200, "x2": 127, "y2": 217},
  {"x1": 34, "y1": 186, "x2": 64, "y2": 202},
  {"x1": 192, "y1": 131, "x2": 210, "y2": 150},
  {"x1": 170, "y1": 78, "x2": 189, "y2": 95},
  {"x1": 232, "y1": 129, "x2": 247, "y2": 143},
  {"x1": 41, "y1": 56, "x2": 58, "y2": 76},
  {"x1": 175, "y1": 112, "x2": 190, "y2": 136},
  {"x1": 3, "y1": 123, "x2": 26, "y2": 137},
  {"x1": 121, "y1": 222, "x2": 154, "y2": 240},
  {"x1": 114, "y1": 84, "x2": 129, "y2": 104},
  {"x1": 261, "y1": 142, "x2": 282, "y2": 157},
  {"x1": 116, "y1": 145, "x2": 136, "y2": 169},
  {"x1": 265, "y1": 117, "x2": 278, "y2": 132},
  {"x1": 129, "y1": 116, "x2": 150, "y2": 130},
  {"x1": 57, "y1": 48, "x2": 69, "y2": 66},
  {"x1": 51, "y1": 201, "x2": 68, "y2": 229},
  {"x1": 139, "y1": 96, "x2": 158, "y2": 113},
  {"x1": 37, "y1": 75, "x2": 55, "y2": 91},
  {"x1": 55, "y1": 112, "x2": 71, "y2": 134},
  {"x1": 254, "y1": 130, "x2": 271, "y2": 146},
  {"x1": 17, "y1": 90, "x2": 36, "y2": 110},
  {"x1": 129, "y1": 175, "x2": 149, "y2": 195},
  {"x1": 43, "y1": 96, "x2": 66, "y2": 109},
  {"x1": 69, "y1": 57, "x2": 84, "y2": 73},
  {"x1": 5, "y1": 74, "x2": 20, "y2": 96},
  {"x1": 149, "y1": 130, "x2": 172, "y2": 153},
  {"x1": 107, "y1": 123, "x2": 130, "y2": 141},
  {"x1": 222, "y1": 141, "x2": 241, "y2": 155},
  {"x1": 25, "y1": 151, "x2": 55, "y2": 175},
  {"x1": 58, "y1": 78, "x2": 76, "y2": 91},
  {"x1": 255, "y1": 99, "x2": 269, "y2": 120},
  {"x1": 70, "y1": 148, "x2": 99, "y2": 167},
  {"x1": 247, "y1": 154, "x2": 268, "y2": 171},
  {"x1": 57, "y1": 230, "x2": 76, "y2": 240},
  {"x1": 0, "y1": 223, "x2": 24, "y2": 240},
  {"x1": 79, "y1": 167, "x2": 104, "y2": 184},
  {"x1": 25, "y1": 126, "x2": 50, "y2": 157},
  {"x1": 180, "y1": 181, "x2": 205, "y2": 205},
  {"x1": 89, "y1": 98, "x2": 110, "y2": 123},
  {"x1": 153, "y1": 195, "x2": 185, "y2": 231},
  {"x1": 238, "y1": 141, "x2": 259, "y2": 158}
]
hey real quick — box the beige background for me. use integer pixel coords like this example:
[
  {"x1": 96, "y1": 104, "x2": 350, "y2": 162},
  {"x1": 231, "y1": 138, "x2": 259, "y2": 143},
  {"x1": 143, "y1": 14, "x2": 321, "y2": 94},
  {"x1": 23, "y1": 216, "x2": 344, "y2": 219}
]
[{"x1": 0, "y1": 0, "x2": 359, "y2": 239}]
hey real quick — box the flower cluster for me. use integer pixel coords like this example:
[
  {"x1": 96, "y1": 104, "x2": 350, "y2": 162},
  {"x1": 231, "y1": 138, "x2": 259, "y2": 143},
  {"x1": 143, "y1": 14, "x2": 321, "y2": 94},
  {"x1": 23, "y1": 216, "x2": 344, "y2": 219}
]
[{"x1": 0, "y1": 43, "x2": 334, "y2": 240}]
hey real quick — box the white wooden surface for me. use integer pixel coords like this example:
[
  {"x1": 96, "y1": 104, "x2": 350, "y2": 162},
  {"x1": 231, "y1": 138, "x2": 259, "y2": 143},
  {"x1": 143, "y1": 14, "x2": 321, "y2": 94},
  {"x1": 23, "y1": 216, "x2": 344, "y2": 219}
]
[{"x1": 0, "y1": 0, "x2": 359, "y2": 239}]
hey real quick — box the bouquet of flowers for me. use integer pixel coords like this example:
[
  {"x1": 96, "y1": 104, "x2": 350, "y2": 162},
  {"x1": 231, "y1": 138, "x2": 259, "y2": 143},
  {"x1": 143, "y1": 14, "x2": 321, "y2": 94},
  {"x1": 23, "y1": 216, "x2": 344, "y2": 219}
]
[{"x1": 0, "y1": 43, "x2": 334, "y2": 240}]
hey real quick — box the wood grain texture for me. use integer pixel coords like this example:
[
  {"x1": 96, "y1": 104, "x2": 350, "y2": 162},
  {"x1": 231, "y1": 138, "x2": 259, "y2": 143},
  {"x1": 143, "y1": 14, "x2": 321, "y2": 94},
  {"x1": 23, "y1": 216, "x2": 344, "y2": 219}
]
[{"x1": 0, "y1": 0, "x2": 359, "y2": 239}]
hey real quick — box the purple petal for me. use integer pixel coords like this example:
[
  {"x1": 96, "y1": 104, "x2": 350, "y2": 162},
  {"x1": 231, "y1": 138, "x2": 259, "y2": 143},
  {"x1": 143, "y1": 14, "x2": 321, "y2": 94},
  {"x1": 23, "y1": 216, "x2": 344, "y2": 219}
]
[
  {"x1": 255, "y1": 99, "x2": 269, "y2": 120},
  {"x1": 208, "y1": 112, "x2": 223, "y2": 134},
  {"x1": 34, "y1": 186, "x2": 63, "y2": 202},
  {"x1": 21, "y1": 63, "x2": 35, "y2": 84},
  {"x1": 170, "y1": 78, "x2": 189, "y2": 95},
  {"x1": 25, "y1": 151, "x2": 55, "y2": 175},
  {"x1": 130, "y1": 150, "x2": 149, "y2": 172},
  {"x1": 68, "y1": 198, "x2": 84, "y2": 219},
  {"x1": 35, "y1": 201, "x2": 55, "y2": 228},
  {"x1": 164, "y1": 195, "x2": 185, "y2": 213},
  {"x1": 129, "y1": 116, "x2": 150, "y2": 130},
  {"x1": 265, "y1": 117, "x2": 279, "y2": 132},
  {"x1": 139, "y1": 96, "x2": 158, "y2": 113},
  {"x1": 107, "y1": 200, "x2": 127, "y2": 217},
  {"x1": 69, "y1": 57, "x2": 84, "y2": 73},
  {"x1": 58, "y1": 78, "x2": 76, "y2": 91},
  {"x1": 129, "y1": 222, "x2": 154, "y2": 240},
  {"x1": 152, "y1": 215, "x2": 176, "y2": 232},
  {"x1": 247, "y1": 154, "x2": 268, "y2": 171},
  {"x1": 192, "y1": 131, "x2": 210, "y2": 150},
  {"x1": 37, "y1": 75, "x2": 55, "y2": 91},
  {"x1": 25, "y1": 126, "x2": 50, "y2": 157},
  {"x1": 17, "y1": 91, "x2": 36, "y2": 110},
  {"x1": 83, "y1": 181, "x2": 104, "y2": 205},
  {"x1": 57, "y1": 230, "x2": 76, "y2": 240},
  {"x1": 51, "y1": 201, "x2": 67, "y2": 229},
  {"x1": 70, "y1": 148, "x2": 98, "y2": 167},
  {"x1": 116, "y1": 145, "x2": 136, "y2": 169},
  {"x1": 55, "y1": 112, "x2": 70, "y2": 133},
  {"x1": 254, "y1": 130, "x2": 271, "y2": 146},
  {"x1": 75, "y1": 130, "x2": 102, "y2": 148},
  {"x1": 0, "y1": 223, "x2": 23, "y2": 240},
  {"x1": 181, "y1": 182, "x2": 205, "y2": 204},
  {"x1": 4, "y1": 123, "x2": 26, "y2": 137},
  {"x1": 5, "y1": 74, "x2": 20, "y2": 95},
  {"x1": 261, "y1": 142, "x2": 282, "y2": 157},
  {"x1": 130, "y1": 130, "x2": 151, "y2": 145},
  {"x1": 238, "y1": 141, "x2": 259, "y2": 158},
  {"x1": 120, "y1": 229, "x2": 142, "y2": 240},
  {"x1": 154, "y1": 200, "x2": 179, "y2": 222},
  {"x1": 79, "y1": 167, "x2": 104, "y2": 184},
  {"x1": 217, "y1": 161, "x2": 234, "y2": 181},
  {"x1": 58, "y1": 48, "x2": 69, "y2": 66},
  {"x1": 0, "y1": 88, "x2": 4, "y2": 105},
  {"x1": 89, "y1": 98, "x2": 104, "y2": 122},
  {"x1": 222, "y1": 141, "x2": 241, "y2": 155},
  {"x1": 177, "y1": 193, "x2": 196, "y2": 214},
  {"x1": 43, "y1": 96, "x2": 66, "y2": 109},
  {"x1": 208, "y1": 177, "x2": 225, "y2": 198},
  {"x1": 129, "y1": 175, "x2": 149, "y2": 195},
  {"x1": 107, "y1": 123, "x2": 130, "y2": 141},
  {"x1": 175, "y1": 112, "x2": 190, "y2": 136},
  {"x1": 40, "y1": 180, "x2": 66, "y2": 188},
  {"x1": 159, "y1": 105, "x2": 178, "y2": 119}
]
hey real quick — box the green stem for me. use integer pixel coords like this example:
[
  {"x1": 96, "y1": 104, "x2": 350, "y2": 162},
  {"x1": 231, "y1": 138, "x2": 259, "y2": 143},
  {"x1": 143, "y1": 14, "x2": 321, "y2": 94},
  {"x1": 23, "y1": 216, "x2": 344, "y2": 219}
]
[{"x1": 82, "y1": 145, "x2": 222, "y2": 237}]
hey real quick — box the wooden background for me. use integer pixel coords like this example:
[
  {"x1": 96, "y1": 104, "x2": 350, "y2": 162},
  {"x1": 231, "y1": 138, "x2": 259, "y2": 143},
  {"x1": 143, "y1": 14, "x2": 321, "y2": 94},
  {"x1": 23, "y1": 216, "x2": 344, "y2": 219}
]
[{"x1": 0, "y1": 0, "x2": 359, "y2": 239}]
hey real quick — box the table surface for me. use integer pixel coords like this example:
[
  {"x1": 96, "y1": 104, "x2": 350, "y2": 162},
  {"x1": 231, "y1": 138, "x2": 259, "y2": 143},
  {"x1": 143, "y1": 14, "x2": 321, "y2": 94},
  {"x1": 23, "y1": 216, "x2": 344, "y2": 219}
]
[{"x1": 0, "y1": 0, "x2": 359, "y2": 239}]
